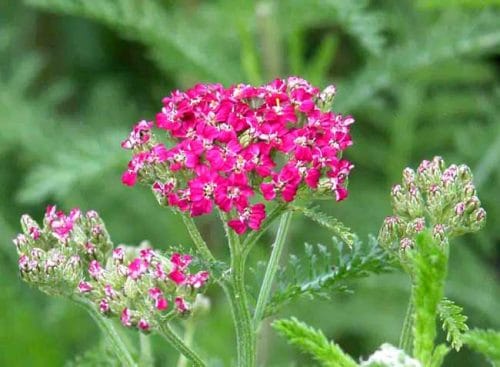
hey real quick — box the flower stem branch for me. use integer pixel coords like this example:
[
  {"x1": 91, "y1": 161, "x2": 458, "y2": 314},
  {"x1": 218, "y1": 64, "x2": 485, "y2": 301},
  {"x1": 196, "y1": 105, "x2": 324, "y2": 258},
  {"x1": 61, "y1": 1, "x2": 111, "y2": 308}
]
[
  {"x1": 158, "y1": 323, "x2": 206, "y2": 367},
  {"x1": 139, "y1": 333, "x2": 154, "y2": 367},
  {"x1": 179, "y1": 213, "x2": 216, "y2": 263},
  {"x1": 399, "y1": 295, "x2": 414, "y2": 353},
  {"x1": 177, "y1": 319, "x2": 196, "y2": 367},
  {"x1": 73, "y1": 297, "x2": 137, "y2": 367},
  {"x1": 220, "y1": 211, "x2": 256, "y2": 367},
  {"x1": 253, "y1": 211, "x2": 292, "y2": 329}
]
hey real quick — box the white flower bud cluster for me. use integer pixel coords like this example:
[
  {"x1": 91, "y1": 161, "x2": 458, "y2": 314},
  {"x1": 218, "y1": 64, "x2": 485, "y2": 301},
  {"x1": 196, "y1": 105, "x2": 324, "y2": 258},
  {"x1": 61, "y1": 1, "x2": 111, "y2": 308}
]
[{"x1": 361, "y1": 344, "x2": 422, "y2": 367}]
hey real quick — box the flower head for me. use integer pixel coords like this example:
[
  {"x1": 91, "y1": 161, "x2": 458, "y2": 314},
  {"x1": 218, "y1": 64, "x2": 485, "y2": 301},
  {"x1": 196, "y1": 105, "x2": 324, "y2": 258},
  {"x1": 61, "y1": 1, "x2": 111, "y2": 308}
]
[{"x1": 122, "y1": 78, "x2": 354, "y2": 233}]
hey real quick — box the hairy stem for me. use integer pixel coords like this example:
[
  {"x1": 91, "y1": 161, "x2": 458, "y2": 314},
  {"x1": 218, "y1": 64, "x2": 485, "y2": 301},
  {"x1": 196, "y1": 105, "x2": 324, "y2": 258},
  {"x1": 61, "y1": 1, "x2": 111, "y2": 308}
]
[
  {"x1": 179, "y1": 213, "x2": 216, "y2": 263},
  {"x1": 73, "y1": 297, "x2": 137, "y2": 367},
  {"x1": 139, "y1": 334, "x2": 154, "y2": 367},
  {"x1": 177, "y1": 320, "x2": 196, "y2": 367},
  {"x1": 158, "y1": 323, "x2": 206, "y2": 367},
  {"x1": 253, "y1": 211, "x2": 293, "y2": 328},
  {"x1": 399, "y1": 295, "x2": 414, "y2": 353},
  {"x1": 220, "y1": 212, "x2": 256, "y2": 367}
]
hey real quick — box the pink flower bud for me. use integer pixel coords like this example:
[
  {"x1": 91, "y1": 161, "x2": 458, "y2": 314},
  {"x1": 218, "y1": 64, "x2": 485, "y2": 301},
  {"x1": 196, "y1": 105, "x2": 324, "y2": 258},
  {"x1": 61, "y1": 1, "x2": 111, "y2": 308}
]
[
  {"x1": 88, "y1": 260, "x2": 103, "y2": 279},
  {"x1": 104, "y1": 284, "x2": 116, "y2": 298},
  {"x1": 100, "y1": 299, "x2": 110, "y2": 314},
  {"x1": 188, "y1": 271, "x2": 210, "y2": 289},
  {"x1": 138, "y1": 319, "x2": 150, "y2": 332},
  {"x1": 112, "y1": 247, "x2": 125, "y2": 262},
  {"x1": 121, "y1": 308, "x2": 132, "y2": 327},
  {"x1": 175, "y1": 297, "x2": 189, "y2": 313},
  {"x1": 78, "y1": 281, "x2": 93, "y2": 293},
  {"x1": 156, "y1": 297, "x2": 168, "y2": 311}
]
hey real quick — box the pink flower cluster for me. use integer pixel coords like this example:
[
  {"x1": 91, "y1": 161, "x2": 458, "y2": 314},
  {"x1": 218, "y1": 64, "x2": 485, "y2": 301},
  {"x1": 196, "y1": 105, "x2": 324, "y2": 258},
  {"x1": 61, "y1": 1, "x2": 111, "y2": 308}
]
[
  {"x1": 79, "y1": 246, "x2": 209, "y2": 332},
  {"x1": 122, "y1": 77, "x2": 354, "y2": 234}
]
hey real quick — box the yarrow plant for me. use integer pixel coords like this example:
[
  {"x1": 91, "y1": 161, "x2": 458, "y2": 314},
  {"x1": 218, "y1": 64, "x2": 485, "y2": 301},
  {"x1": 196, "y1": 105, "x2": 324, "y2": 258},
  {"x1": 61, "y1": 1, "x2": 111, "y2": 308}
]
[{"x1": 12, "y1": 77, "x2": 500, "y2": 367}]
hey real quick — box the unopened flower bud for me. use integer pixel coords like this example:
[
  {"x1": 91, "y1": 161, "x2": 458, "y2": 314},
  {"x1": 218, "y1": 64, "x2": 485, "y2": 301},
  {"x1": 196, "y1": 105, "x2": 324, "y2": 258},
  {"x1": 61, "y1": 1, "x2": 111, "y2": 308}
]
[
  {"x1": 471, "y1": 208, "x2": 486, "y2": 231},
  {"x1": 120, "y1": 307, "x2": 132, "y2": 326},
  {"x1": 463, "y1": 182, "x2": 476, "y2": 197},
  {"x1": 458, "y1": 164, "x2": 472, "y2": 182},
  {"x1": 13, "y1": 234, "x2": 29, "y2": 251},
  {"x1": 402, "y1": 168, "x2": 416, "y2": 188},
  {"x1": 100, "y1": 299, "x2": 110, "y2": 314},
  {"x1": 441, "y1": 165, "x2": 458, "y2": 187},
  {"x1": 30, "y1": 248, "x2": 44, "y2": 260},
  {"x1": 318, "y1": 85, "x2": 336, "y2": 109},
  {"x1": 432, "y1": 224, "x2": 447, "y2": 243},
  {"x1": 465, "y1": 196, "x2": 480, "y2": 212},
  {"x1": 400, "y1": 237, "x2": 414, "y2": 251},
  {"x1": 175, "y1": 297, "x2": 189, "y2": 314},
  {"x1": 454, "y1": 202, "x2": 465, "y2": 216},
  {"x1": 18, "y1": 254, "x2": 29, "y2": 271},
  {"x1": 138, "y1": 319, "x2": 150, "y2": 333},
  {"x1": 78, "y1": 281, "x2": 93, "y2": 293},
  {"x1": 113, "y1": 247, "x2": 125, "y2": 263}
]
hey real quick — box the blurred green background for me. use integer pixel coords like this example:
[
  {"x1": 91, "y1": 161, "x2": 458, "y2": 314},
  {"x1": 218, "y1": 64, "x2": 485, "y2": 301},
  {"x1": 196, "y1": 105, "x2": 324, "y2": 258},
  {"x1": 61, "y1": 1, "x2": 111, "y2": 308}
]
[{"x1": 0, "y1": 0, "x2": 499, "y2": 366}]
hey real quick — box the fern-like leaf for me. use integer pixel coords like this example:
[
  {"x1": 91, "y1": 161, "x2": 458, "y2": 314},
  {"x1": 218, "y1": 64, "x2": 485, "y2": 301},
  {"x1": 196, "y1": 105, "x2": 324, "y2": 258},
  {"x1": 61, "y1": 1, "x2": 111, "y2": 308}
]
[
  {"x1": 264, "y1": 236, "x2": 392, "y2": 317},
  {"x1": 273, "y1": 317, "x2": 358, "y2": 367},
  {"x1": 337, "y1": 9, "x2": 500, "y2": 111},
  {"x1": 463, "y1": 329, "x2": 500, "y2": 366},
  {"x1": 292, "y1": 205, "x2": 356, "y2": 247},
  {"x1": 437, "y1": 298, "x2": 468, "y2": 351},
  {"x1": 26, "y1": 0, "x2": 243, "y2": 83}
]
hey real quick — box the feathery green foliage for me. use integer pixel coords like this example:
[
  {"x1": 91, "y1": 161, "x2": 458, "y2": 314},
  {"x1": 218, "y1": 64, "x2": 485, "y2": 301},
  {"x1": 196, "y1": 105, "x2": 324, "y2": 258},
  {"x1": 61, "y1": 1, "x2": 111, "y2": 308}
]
[
  {"x1": 463, "y1": 329, "x2": 500, "y2": 366},
  {"x1": 292, "y1": 205, "x2": 356, "y2": 247},
  {"x1": 273, "y1": 317, "x2": 358, "y2": 367},
  {"x1": 25, "y1": 0, "x2": 243, "y2": 84},
  {"x1": 438, "y1": 298, "x2": 468, "y2": 351},
  {"x1": 263, "y1": 236, "x2": 392, "y2": 317},
  {"x1": 409, "y1": 231, "x2": 448, "y2": 366}
]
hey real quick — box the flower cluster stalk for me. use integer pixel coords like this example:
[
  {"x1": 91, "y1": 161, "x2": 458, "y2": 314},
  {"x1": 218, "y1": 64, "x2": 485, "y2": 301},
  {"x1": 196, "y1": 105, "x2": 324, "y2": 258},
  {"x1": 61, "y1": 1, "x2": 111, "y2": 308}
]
[
  {"x1": 253, "y1": 211, "x2": 293, "y2": 328},
  {"x1": 73, "y1": 297, "x2": 137, "y2": 367},
  {"x1": 158, "y1": 323, "x2": 206, "y2": 367}
]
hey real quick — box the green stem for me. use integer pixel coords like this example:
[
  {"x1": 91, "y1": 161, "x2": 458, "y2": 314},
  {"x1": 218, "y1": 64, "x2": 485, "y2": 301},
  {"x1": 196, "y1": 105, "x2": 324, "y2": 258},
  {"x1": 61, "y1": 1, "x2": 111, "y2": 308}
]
[
  {"x1": 220, "y1": 211, "x2": 256, "y2": 367},
  {"x1": 399, "y1": 295, "x2": 414, "y2": 353},
  {"x1": 253, "y1": 211, "x2": 292, "y2": 328},
  {"x1": 177, "y1": 320, "x2": 196, "y2": 367},
  {"x1": 73, "y1": 297, "x2": 137, "y2": 367},
  {"x1": 139, "y1": 333, "x2": 154, "y2": 367},
  {"x1": 158, "y1": 323, "x2": 206, "y2": 367},
  {"x1": 179, "y1": 213, "x2": 216, "y2": 263}
]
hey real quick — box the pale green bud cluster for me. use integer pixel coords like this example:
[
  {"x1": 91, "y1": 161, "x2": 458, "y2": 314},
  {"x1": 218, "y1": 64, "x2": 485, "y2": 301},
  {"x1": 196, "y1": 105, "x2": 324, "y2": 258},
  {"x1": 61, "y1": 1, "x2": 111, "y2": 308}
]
[
  {"x1": 379, "y1": 157, "x2": 486, "y2": 251},
  {"x1": 13, "y1": 207, "x2": 113, "y2": 297}
]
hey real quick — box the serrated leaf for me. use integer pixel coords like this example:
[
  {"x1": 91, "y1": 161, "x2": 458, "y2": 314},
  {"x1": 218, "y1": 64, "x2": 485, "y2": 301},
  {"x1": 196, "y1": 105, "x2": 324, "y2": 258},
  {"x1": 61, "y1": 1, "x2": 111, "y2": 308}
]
[
  {"x1": 292, "y1": 205, "x2": 356, "y2": 247},
  {"x1": 437, "y1": 298, "x2": 468, "y2": 351},
  {"x1": 463, "y1": 329, "x2": 500, "y2": 366},
  {"x1": 273, "y1": 317, "x2": 358, "y2": 367},
  {"x1": 264, "y1": 236, "x2": 392, "y2": 317}
]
